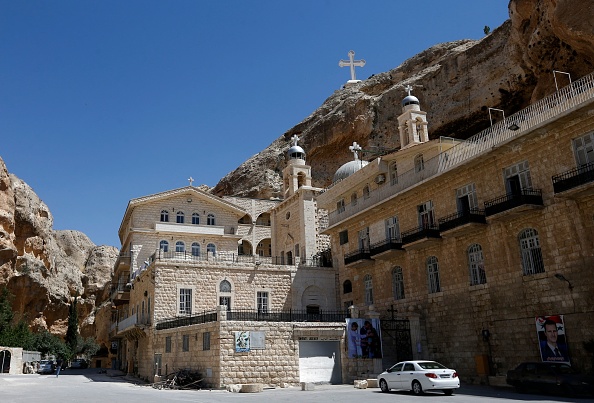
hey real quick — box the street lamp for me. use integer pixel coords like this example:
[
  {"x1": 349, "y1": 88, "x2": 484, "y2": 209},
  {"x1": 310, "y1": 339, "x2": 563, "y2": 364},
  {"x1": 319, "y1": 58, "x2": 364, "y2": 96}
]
[{"x1": 554, "y1": 273, "x2": 573, "y2": 290}]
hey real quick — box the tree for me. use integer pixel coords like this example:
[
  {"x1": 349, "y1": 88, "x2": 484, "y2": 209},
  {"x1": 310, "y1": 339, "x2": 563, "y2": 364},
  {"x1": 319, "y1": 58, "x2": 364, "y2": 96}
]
[
  {"x1": 484, "y1": 25, "x2": 491, "y2": 35},
  {"x1": 65, "y1": 296, "x2": 79, "y2": 358}
]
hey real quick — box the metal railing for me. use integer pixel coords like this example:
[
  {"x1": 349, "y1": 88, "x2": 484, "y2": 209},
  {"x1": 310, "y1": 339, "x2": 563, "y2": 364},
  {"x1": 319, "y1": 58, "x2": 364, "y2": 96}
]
[
  {"x1": 401, "y1": 224, "x2": 441, "y2": 245},
  {"x1": 369, "y1": 237, "x2": 403, "y2": 256},
  {"x1": 484, "y1": 188, "x2": 543, "y2": 216},
  {"x1": 438, "y1": 208, "x2": 486, "y2": 232},
  {"x1": 552, "y1": 162, "x2": 594, "y2": 193},
  {"x1": 327, "y1": 72, "x2": 594, "y2": 227},
  {"x1": 156, "y1": 310, "x2": 218, "y2": 330},
  {"x1": 344, "y1": 248, "x2": 372, "y2": 265},
  {"x1": 226, "y1": 309, "x2": 350, "y2": 322}
]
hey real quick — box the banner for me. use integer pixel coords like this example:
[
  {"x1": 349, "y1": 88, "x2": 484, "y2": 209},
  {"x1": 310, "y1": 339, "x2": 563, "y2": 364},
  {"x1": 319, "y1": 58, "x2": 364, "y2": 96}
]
[
  {"x1": 535, "y1": 315, "x2": 570, "y2": 364},
  {"x1": 346, "y1": 318, "x2": 382, "y2": 359},
  {"x1": 235, "y1": 331, "x2": 250, "y2": 352}
]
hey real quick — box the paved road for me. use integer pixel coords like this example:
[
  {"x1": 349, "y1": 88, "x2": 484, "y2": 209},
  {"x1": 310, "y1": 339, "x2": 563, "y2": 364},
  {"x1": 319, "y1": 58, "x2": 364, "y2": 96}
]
[{"x1": 1, "y1": 369, "x2": 593, "y2": 403}]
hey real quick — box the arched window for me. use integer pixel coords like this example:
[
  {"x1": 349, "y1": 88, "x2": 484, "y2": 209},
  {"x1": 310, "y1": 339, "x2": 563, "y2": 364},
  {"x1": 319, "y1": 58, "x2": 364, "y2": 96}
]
[
  {"x1": 192, "y1": 213, "x2": 200, "y2": 225},
  {"x1": 220, "y1": 280, "x2": 231, "y2": 293},
  {"x1": 363, "y1": 184, "x2": 370, "y2": 199},
  {"x1": 191, "y1": 242, "x2": 200, "y2": 257},
  {"x1": 160, "y1": 210, "x2": 169, "y2": 222},
  {"x1": 343, "y1": 280, "x2": 352, "y2": 294},
  {"x1": 350, "y1": 193, "x2": 358, "y2": 206},
  {"x1": 207, "y1": 214, "x2": 215, "y2": 226},
  {"x1": 427, "y1": 256, "x2": 441, "y2": 293},
  {"x1": 159, "y1": 240, "x2": 169, "y2": 252},
  {"x1": 364, "y1": 274, "x2": 373, "y2": 305},
  {"x1": 519, "y1": 228, "x2": 544, "y2": 275},
  {"x1": 297, "y1": 172, "x2": 306, "y2": 188},
  {"x1": 207, "y1": 243, "x2": 216, "y2": 256},
  {"x1": 414, "y1": 154, "x2": 425, "y2": 173},
  {"x1": 287, "y1": 251, "x2": 293, "y2": 265},
  {"x1": 390, "y1": 162, "x2": 398, "y2": 185},
  {"x1": 175, "y1": 241, "x2": 185, "y2": 253},
  {"x1": 392, "y1": 266, "x2": 405, "y2": 300},
  {"x1": 176, "y1": 211, "x2": 184, "y2": 224},
  {"x1": 468, "y1": 244, "x2": 487, "y2": 285}
]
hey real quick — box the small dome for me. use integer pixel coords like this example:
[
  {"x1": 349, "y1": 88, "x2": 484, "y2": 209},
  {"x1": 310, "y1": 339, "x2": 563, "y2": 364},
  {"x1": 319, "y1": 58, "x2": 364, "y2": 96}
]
[
  {"x1": 333, "y1": 160, "x2": 369, "y2": 183},
  {"x1": 402, "y1": 95, "x2": 419, "y2": 107},
  {"x1": 287, "y1": 145, "x2": 306, "y2": 160}
]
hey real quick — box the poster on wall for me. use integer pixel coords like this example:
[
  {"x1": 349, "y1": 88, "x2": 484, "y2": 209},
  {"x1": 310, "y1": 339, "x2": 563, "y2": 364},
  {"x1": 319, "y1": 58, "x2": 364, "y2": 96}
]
[
  {"x1": 535, "y1": 315, "x2": 570, "y2": 364},
  {"x1": 345, "y1": 318, "x2": 382, "y2": 359},
  {"x1": 235, "y1": 331, "x2": 250, "y2": 352}
]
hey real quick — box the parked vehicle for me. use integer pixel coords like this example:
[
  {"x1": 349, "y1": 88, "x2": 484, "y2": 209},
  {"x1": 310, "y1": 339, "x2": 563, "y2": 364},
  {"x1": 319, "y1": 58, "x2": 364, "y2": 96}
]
[
  {"x1": 506, "y1": 362, "x2": 594, "y2": 396},
  {"x1": 377, "y1": 360, "x2": 460, "y2": 395},
  {"x1": 70, "y1": 358, "x2": 88, "y2": 369},
  {"x1": 37, "y1": 360, "x2": 55, "y2": 374}
]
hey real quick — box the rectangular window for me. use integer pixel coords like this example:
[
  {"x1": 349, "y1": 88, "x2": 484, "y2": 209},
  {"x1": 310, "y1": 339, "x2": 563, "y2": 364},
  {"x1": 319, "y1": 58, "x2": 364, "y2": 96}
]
[
  {"x1": 504, "y1": 161, "x2": 532, "y2": 195},
  {"x1": 203, "y1": 332, "x2": 211, "y2": 350},
  {"x1": 573, "y1": 132, "x2": 594, "y2": 167},
  {"x1": 456, "y1": 183, "x2": 478, "y2": 213},
  {"x1": 418, "y1": 201, "x2": 435, "y2": 228},
  {"x1": 179, "y1": 288, "x2": 192, "y2": 315},
  {"x1": 165, "y1": 336, "x2": 171, "y2": 353},
  {"x1": 358, "y1": 227, "x2": 370, "y2": 251},
  {"x1": 339, "y1": 230, "x2": 349, "y2": 245},
  {"x1": 257, "y1": 291, "x2": 269, "y2": 314},
  {"x1": 337, "y1": 199, "x2": 345, "y2": 214},
  {"x1": 385, "y1": 216, "x2": 400, "y2": 240},
  {"x1": 182, "y1": 335, "x2": 189, "y2": 352},
  {"x1": 154, "y1": 354, "x2": 162, "y2": 376}
]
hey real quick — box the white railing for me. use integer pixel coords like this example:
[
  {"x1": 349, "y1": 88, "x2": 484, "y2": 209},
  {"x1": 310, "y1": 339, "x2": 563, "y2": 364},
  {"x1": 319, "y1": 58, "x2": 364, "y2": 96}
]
[
  {"x1": 327, "y1": 72, "x2": 594, "y2": 227},
  {"x1": 117, "y1": 315, "x2": 137, "y2": 333}
]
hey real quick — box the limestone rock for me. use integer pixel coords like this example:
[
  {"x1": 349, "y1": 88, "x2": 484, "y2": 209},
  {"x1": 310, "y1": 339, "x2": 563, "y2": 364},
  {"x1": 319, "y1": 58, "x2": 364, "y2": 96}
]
[{"x1": 213, "y1": 0, "x2": 594, "y2": 198}]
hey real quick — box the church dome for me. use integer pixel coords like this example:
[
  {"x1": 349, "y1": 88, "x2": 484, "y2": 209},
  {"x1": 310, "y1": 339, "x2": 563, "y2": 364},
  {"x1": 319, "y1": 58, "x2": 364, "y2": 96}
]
[
  {"x1": 333, "y1": 159, "x2": 369, "y2": 183},
  {"x1": 402, "y1": 95, "x2": 419, "y2": 107},
  {"x1": 287, "y1": 145, "x2": 306, "y2": 160}
]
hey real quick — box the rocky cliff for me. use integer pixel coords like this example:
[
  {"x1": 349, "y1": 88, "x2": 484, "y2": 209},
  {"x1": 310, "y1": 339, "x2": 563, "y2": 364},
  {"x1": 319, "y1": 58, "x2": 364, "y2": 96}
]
[
  {"x1": 213, "y1": 0, "x2": 594, "y2": 198},
  {"x1": 0, "y1": 156, "x2": 118, "y2": 338}
]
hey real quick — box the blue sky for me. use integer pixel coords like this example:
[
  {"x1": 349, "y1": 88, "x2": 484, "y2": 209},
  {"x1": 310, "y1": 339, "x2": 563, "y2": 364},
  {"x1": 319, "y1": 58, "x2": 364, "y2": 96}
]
[{"x1": 0, "y1": 1, "x2": 509, "y2": 248}]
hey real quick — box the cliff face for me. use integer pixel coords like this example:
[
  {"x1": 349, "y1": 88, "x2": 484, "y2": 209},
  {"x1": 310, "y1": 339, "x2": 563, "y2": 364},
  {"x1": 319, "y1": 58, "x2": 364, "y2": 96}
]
[
  {"x1": 213, "y1": 0, "x2": 594, "y2": 198},
  {"x1": 0, "y1": 156, "x2": 118, "y2": 338}
]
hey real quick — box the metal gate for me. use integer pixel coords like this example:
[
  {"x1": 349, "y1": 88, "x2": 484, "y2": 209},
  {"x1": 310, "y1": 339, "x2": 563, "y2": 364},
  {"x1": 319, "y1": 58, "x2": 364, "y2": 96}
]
[{"x1": 380, "y1": 318, "x2": 413, "y2": 365}]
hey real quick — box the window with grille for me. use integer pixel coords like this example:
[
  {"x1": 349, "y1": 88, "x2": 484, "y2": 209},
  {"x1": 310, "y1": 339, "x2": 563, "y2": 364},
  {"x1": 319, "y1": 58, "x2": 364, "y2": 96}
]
[
  {"x1": 468, "y1": 244, "x2": 487, "y2": 285},
  {"x1": 573, "y1": 132, "x2": 594, "y2": 167},
  {"x1": 364, "y1": 274, "x2": 373, "y2": 305},
  {"x1": 179, "y1": 288, "x2": 192, "y2": 315},
  {"x1": 385, "y1": 216, "x2": 400, "y2": 240},
  {"x1": 392, "y1": 266, "x2": 405, "y2": 300},
  {"x1": 182, "y1": 335, "x2": 189, "y2": 352},
  {"x1": 203, "y1": 332, "x2": 211, "y2": 350},
  {"x1": 519, "y1": 228, "x2": 544, "y2": 275},
  {"x1": 159, "y1": 240, "x2": 169, "y2": 252},
  {"x1": 427, "y1": 256, "x2": 441, "y2": 293},
  {"x1": 257, "y1": 291, "x2": 269, "y2": 313}
]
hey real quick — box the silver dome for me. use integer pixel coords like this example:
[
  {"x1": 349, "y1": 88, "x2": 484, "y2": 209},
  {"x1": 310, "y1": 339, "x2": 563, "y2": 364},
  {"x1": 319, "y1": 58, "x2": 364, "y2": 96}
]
[
  {"x1": 333, "y1": 159, "x2": 369, "y2": 183},
  {"x1": 287, "y1": 145, "x2": 306, "y2": 160},
  {"x1": 402, "y1": 95, "x2": 419, "y2": 107}
]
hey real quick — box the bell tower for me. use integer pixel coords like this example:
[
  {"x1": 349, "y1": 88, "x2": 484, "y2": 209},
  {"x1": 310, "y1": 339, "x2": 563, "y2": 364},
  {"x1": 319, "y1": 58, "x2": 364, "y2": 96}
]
[
  {"x1": 282, "y1": 134, "x2": 312, "y2": 197},
  {"x1": 398, "y1": 85, "x2": 429, "y2": 149}
]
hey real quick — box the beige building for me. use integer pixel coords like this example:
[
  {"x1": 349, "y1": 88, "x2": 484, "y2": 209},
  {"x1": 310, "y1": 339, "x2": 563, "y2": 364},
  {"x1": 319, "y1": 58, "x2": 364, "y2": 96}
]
[
  {"x1": 107, "y1": 142, "x2": 349, "y2": 387},
  {"x1": 317, "y1": 72, "x2": 594, "y2": 381}
]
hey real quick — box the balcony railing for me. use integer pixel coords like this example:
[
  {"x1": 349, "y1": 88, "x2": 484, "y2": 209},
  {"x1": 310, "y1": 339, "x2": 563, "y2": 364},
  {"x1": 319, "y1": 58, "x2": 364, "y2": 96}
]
[
  {"x1": 370, "y1": 237, "x2": 403, "y2": 256},
  {"x1": 401, "y1": 224, "x2": 441, "y2": 245},
  {"x1": 552, "y1": 162, "x2": 594, "y2": 194},
  {"x1": 438, "y1": 208, "x2": 486, "y2": 232},
  {"x1": 344, "y1": 248, "x2": 373, "y2": 266},
  {"x1": 156, "y1": 310, "x2": 219, "y2": 330},
  {"x1": 484, "y1": 188, "x2": 543, "y2": 217},
  {"x1": 226, "y1": 309, "x2": 349, "y2": 322},
  {"x1": 325, "y1": 72, "x2": 594, "y2": 227}
]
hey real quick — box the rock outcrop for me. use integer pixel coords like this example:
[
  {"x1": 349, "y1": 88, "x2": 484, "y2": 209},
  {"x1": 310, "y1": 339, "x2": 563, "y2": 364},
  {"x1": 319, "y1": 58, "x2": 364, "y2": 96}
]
[
  {"x1": 0, "y1": 156, "x2": 118, "y2": 337},
  {"x1": 213, "y1": 0, "x2": 594, "y2": 198}
]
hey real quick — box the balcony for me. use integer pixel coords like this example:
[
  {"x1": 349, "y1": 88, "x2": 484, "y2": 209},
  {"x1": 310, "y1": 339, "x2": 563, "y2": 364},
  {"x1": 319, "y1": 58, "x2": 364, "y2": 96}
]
[
  {"x1": 552, "y1": 162, "x2": 594, "y2": 197},
  {"x1": 370, "y1": 237, "x2": 404, "y2": 260},
  {"x1": 484, "y1": 189, "x2": 544, "y2": 218},
  {"x1": 438, "y1": 208, "x2": 486, "y2": 236},
  {"x1": 401, "y1": 224, "x2": 441, "y2": 250},
  {"x1": 115, "y1": 314, "x2": 151, "y2": 338},
  {"x1": 154, "y1": 222, "x2": 238, "y2": 236},
  {"x1": 110, "y1": 284, "x2": 130, "y2": 306},
  {"x1": 344, "y1": 248, "x2": 374, "y2": 268}
]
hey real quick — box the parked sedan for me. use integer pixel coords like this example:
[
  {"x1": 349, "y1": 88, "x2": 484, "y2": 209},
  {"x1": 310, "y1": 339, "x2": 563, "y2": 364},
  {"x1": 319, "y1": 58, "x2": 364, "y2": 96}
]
[
  {"x1": 506, "y1": 362, "x2": 594, "y2": 396},
  {"x1": 37, "y1": 360, "x2": 55, "y2": 374},
  {"x1": 70, "y1": 358, "x2": 88, "y2": 369},
  {"x1": 378, "y1": 360, "x2": 460, "y2": 395}
]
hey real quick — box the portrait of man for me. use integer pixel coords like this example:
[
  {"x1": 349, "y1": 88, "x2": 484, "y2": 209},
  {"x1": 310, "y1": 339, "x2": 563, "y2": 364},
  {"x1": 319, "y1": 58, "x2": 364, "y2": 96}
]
[{"x1": 536, "y1": 315, "x2": 570, "y2": 363}]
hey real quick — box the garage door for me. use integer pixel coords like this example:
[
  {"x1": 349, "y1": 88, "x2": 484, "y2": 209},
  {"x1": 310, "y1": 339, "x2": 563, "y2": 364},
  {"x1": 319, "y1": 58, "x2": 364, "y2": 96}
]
[{"x1": 299, "y1": 341, "x2": 341, "y2": 384}]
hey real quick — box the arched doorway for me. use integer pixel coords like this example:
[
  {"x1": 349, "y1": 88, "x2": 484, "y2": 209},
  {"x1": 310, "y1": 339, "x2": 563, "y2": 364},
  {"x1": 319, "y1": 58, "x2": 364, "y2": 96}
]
[{"x1": 0, "y1": 350, "x2": 11, "y2": 373}]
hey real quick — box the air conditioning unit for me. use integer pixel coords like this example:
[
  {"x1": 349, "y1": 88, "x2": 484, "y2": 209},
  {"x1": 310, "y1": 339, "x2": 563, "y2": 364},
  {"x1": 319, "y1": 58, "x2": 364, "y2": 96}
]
[{"x1": 375, "y1": 174, "x2": 386, "y2": 184}]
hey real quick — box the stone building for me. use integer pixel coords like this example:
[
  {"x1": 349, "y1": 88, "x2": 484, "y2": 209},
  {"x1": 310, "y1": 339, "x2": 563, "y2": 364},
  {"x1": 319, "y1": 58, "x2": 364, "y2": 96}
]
[
  {"x1": 317, "y1": 72, "x2": 594, "y2": 382},
  {"x1": 108, "y1": 142, "x2": 347, "y2": 387}
]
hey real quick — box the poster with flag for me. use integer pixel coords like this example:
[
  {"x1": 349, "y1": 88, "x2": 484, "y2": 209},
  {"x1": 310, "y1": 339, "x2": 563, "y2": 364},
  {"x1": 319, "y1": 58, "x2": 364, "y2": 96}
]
[{"x1": 535, "y1": 315, "x2": 570, "y2": 364}]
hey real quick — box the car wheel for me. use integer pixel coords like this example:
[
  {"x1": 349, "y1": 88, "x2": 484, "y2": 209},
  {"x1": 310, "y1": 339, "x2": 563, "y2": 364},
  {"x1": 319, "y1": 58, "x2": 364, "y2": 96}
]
[
  {"x1": 443, "y1": 389, "x2": 454, "y2": 396},
  {"x1": 412, "y1": 380, "x2": 423, "y2": 395},
  {"x1": 379, "y1": 379, "x2": 390, "y2": 393}
]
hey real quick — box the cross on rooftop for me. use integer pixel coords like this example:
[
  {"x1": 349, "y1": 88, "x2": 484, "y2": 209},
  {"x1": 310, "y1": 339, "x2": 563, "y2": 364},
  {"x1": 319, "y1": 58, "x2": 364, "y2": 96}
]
[
  {"x1": 291, "y1": 134, "x2": 300, "y2": 146},
  {"x1": 188, "y1": 177, "x2": 194, "y2": 186},
  {"x1": 349, "y1": 142, "x2": 362, "y2": 160},
  {"x1": 339, "y1": 50, "x2": 366, "y2": 81},
  {"x1": 405, "y1": 84, "x2": 413, "y2": 96}
]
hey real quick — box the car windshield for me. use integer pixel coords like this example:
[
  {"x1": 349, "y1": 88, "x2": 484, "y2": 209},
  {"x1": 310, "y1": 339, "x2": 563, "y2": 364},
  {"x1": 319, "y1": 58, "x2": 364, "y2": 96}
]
[{"x1": 417, "y1": 361, "x2": 447, "y2": 370}]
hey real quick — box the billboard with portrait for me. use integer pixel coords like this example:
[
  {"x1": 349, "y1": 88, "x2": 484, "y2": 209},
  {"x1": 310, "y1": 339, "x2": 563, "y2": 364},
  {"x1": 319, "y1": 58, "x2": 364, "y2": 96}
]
[
  {"x1": 346, "y1": 318, "x2": 382, "y2": 359},
  {"x1": 535, "y1": 315, "x2": 570, "y2": 364}
]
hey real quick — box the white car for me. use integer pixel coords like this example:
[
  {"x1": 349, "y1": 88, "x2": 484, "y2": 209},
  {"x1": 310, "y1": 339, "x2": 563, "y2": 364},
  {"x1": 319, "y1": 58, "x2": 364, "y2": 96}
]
[{"x1": 377, "y1": 360, "x2": 460, "y2": 396}]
